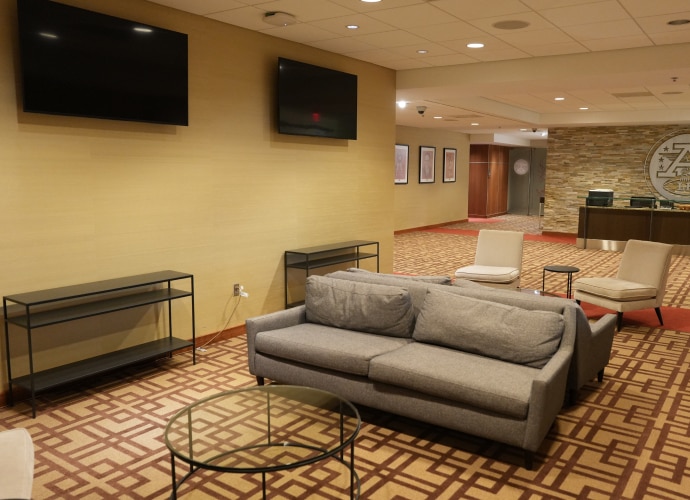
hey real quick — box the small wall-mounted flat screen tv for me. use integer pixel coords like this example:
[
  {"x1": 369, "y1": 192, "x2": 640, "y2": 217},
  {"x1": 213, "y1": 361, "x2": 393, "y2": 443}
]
[
  {"x1": 17, "y1": 0, "x2": 188, "y2": 126},
  {"x1": 277, "y1": 57, "x2": 358, "y2": 140}
]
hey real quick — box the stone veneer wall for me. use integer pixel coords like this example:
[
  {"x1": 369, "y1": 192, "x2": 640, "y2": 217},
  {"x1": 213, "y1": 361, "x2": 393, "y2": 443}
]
[{"x1": 544, "y1": 124, "x2": 690, "y2": 234}]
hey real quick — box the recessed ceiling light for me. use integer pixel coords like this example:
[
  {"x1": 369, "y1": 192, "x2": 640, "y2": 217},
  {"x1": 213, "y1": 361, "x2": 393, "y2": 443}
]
[
  {"x1": 361, "y1": 0, "x2": 381, "y2": 3},
  {"x1": 347, "y1": 25, "x2": 359, "y2": 29},
  {"x1": 579, "y1": 107, "x2": 589, "y2": 110},
  {"x1": 467, "y1": 43, "x2": 484, "y2": 49},
  {"x1": 471, "y1": 122, "x2": 479, "y2": 126},
  {"x1": 433, "y1": 116, "x2": 443, "y2": 119},
  {"x1": 493, "y1": 20, "x2": 530, "y2": 30},
  {"x1": 554, "y1": 97, "x2": 565, "y2": 101},
  {"x1": 417, "y1": 49, "x2": 428, "y2": 54},
  {"x1": 668, "y1": 19, "x2": 690, "y2": 26},
  {"x1": 397, "y1": 101, "x2": 407, "y2": 109}
]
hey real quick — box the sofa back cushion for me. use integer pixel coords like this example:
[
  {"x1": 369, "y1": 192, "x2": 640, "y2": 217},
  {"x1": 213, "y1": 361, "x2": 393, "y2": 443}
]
[
  {"x1": 305, "y1": 275, "x2": 415, "y2": 338},
  {"x1": 326, "y1": 270, "x2": 436, "y2": 315},
  {"x1": 413, "y1": 288, "x2": 564, "y2": 368},
  {"x1": 346, "y1": 268, "x2": 452, "y2": 285}
]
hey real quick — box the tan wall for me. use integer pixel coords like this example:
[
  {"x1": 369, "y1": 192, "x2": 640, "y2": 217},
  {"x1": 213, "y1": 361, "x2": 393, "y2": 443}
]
[
  {"x1": 394, "y1": 126, "x2": 469, "y2": 231},
  {"x1": 544, "y1": 125, "x2": 689, "y2": 233},
  {"x1": 0, "y1": 0, "x2": 396, "y2": 387}
]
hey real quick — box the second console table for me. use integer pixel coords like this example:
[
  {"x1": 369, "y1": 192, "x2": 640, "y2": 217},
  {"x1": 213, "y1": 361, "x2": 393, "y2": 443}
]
[{"x1": 284, "y1": 240, "x2": 379, "y2": 308}]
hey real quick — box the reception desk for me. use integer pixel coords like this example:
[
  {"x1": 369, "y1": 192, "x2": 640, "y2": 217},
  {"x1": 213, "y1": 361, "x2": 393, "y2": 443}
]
[{"x1": 577, "y1": 206, "x2": 690, "y2": 253}]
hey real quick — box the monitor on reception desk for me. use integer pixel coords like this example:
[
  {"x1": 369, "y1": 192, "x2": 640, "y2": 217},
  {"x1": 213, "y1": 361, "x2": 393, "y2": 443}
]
[
  {"x1": 630, "y1": 196, "x2": 656, "y2": 208},
  {"x1": 586, "y1": 189, "x2": 613, "y2": 207}
]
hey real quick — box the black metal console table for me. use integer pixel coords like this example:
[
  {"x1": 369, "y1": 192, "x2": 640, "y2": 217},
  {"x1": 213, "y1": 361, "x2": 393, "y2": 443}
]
[
  {"x1": 3, "y1": 270, "x2": 196, "y2": 417},
  {"x1": 284, "y1": 241, "x2": 379, "y2": 308}
]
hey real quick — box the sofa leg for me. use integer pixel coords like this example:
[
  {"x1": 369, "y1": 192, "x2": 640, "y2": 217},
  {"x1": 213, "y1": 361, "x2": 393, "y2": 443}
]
[
  {"x1": 568, "y1": 389, "x2": 578, "y2": 406},
  {"x1": 655, "y1": 307, "x2": 664, "y2": 325},
  {"x1": 256, "y1": 376, "x2": 265, "y2": 386},
  {"x1": 597, "y1": 369, "x2": 604, "y2": 383},
  {"x1": 524, "y1": 450, "x2": 534, "y2": 470},
  {"x1": 617, "y1": 312, "x2": 623, "y2": 331}
]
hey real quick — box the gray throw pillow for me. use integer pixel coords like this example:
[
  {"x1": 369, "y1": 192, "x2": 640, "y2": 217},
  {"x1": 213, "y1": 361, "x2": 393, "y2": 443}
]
[
  {"x1": 305, "y1": 275, "x2": 415, "y2": 338},
  {"x1": 413, "y1": 288, "x2": 564, "y2": 368}
]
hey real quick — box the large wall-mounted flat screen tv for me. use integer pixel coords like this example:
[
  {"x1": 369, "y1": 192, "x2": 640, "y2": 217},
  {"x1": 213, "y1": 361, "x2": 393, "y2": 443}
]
[
  {"x1": 17, "y1": 0, "x2": 188, "y2": 126},
  {"x1": 277, "y1": 57, "x2": 357, "y2": 140}
]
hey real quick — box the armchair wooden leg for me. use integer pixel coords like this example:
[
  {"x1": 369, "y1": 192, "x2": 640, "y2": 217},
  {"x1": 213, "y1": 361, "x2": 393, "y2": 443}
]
[
  {"x1": 617, "y1": 312, "x2": 623, "y2": 331},
  {"x1": 256, "y1": 376, "x2": 265, "y2": 386},
  {"x1": 655, "y1": 307, "x2": 664, "y2": 325},
  {"x1": 597, "y1": 369, "x2": 604, "y2": 383}
]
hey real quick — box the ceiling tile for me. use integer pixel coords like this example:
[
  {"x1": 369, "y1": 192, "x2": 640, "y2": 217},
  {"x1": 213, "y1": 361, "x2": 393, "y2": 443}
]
[
  {"x1": 540, "y1": 1, "x2": 629, "y2": 27},
  {"x1": 563, "y1": 19, "x2": 645, "y2": 41}
]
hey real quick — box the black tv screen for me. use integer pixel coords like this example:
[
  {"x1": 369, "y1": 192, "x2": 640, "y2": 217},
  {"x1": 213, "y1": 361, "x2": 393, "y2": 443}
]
[
  {"x1": 277, "y1": 58, "x2": 357, "y2": 140},
  {"x1": 17, "y1": 0, "x2": 188, "y2": 126}
]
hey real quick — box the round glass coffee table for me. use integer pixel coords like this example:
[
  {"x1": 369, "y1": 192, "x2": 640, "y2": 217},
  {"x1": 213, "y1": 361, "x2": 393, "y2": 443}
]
[{"x1": 164, "y1": 385, "x2": 361, "y2": 499}]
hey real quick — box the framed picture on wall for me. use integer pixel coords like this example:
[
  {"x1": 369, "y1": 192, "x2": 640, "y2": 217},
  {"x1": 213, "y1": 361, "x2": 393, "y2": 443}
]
[
  {"x1": 395, "y1": 144, "x2": 409, "y2": 184},
  {"x1": 419, "y1": 146, "x2": 435, "y2": 183},
  {"x1": 443, "y1": 148, "x2": 456, "y2": 183}
]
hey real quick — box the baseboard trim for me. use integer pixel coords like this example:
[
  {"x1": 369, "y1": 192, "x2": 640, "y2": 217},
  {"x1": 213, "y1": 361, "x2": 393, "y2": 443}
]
[{"x1": 395, "y1": 219, "x2": 467, "y2": 234}]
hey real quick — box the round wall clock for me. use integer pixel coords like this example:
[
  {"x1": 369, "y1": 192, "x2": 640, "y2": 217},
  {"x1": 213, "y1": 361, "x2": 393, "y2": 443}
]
[{"x1": 513, "y1": 159, "x2": 529, "y2": 175}]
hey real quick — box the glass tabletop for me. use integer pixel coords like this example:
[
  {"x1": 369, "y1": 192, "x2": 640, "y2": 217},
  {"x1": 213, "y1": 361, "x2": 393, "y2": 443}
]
[{"x1": 164, "y1": 385, "x2": 361, "y2": 473}]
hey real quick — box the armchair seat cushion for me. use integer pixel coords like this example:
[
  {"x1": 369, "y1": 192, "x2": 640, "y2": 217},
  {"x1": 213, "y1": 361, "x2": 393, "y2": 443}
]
[
  {"x1": 574, "y1": 277, "x2": 656, "y2": 301},
  {"x1": 454, "y1": 265, "x2": 519, "y2": 283}
]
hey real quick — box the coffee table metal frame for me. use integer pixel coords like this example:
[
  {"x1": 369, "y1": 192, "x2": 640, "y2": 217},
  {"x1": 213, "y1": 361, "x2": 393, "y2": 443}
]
[
  {"x1": 542, "y1": 265, "x2": 580, "y2": 299},
  {"x1": 164, "y1": 385, "x2": 361, "y2": 499}
]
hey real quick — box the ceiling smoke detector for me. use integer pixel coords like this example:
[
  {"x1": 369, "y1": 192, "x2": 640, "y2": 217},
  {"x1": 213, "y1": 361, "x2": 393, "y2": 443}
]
[{"x1": 263, "y1": 11, "x2": 297, "y2": 27}]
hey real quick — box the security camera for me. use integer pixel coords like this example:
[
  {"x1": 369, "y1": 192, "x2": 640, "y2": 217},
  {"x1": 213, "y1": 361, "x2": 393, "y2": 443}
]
[{"x1": 417, "y1": 105, "x2": 427, "y2": 116}]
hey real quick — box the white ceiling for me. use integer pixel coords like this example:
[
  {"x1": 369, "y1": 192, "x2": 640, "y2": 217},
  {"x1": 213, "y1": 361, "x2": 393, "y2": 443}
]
[{"x1": 147, "y1": 0, "x2": 690, "y2": 145}]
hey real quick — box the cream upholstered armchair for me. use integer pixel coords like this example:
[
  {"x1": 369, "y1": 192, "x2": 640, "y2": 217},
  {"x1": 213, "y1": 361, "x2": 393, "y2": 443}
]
[
  {"x1": 573, "y1": 239, "x2": 673, "y2": 331},
  {"x1": 0, "y1": 428, "x2": 34, "y2": 500},
  {"x1": 454, "y1": 229, "x2": 524, "y2": 289}
]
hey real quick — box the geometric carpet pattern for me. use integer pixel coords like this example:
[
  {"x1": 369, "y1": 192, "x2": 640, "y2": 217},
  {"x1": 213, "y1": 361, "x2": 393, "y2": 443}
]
[{"x1": 1, "y1": 215, "x2": 690, "y2": 499}]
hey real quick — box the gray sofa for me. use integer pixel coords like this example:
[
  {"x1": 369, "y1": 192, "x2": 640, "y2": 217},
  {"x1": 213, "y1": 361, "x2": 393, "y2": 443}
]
[{"x1": 246, "y1": 270, "x2": 608, "y2": 469}]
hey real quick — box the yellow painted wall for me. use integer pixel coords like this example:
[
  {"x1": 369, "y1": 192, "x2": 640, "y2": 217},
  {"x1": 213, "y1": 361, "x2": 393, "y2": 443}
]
[
  {"x1": 0, "y1": 0, "x2": 397, "y2": 388},
  {"x1": 394, "y1": 126, "x2": 469, "y2": 231}
]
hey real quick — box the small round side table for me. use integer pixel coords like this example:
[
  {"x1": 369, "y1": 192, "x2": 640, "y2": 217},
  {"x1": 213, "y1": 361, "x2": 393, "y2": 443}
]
[{"x1": 542, "y1": 265, "x2": 580, "y2": 299}]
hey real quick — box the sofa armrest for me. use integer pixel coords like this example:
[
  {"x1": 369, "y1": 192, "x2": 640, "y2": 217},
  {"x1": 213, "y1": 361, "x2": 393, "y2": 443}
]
[
  {"x1": 523, "y1": 307, "x2": 576, "y2": 453},
  {"x1": 571, "y1": 311, "x2": 617, "y2": 391},
  {"x1": 245, "y1": 305, "x2": 306, "y2": 375},
  {"x1": 523, "y1": 347, "x2": 572, "y2": 451}
]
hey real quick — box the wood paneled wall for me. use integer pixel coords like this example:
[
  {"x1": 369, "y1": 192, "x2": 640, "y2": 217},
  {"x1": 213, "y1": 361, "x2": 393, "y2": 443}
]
[{"x1": 469, "y1": 145, "x2": 509, "y2": 218}]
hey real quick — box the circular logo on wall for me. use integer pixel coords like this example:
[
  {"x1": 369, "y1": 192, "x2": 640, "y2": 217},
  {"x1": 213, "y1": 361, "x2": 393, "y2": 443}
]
[{"x1": 645, "y1": 130, "x2": 690, "y2": 199}]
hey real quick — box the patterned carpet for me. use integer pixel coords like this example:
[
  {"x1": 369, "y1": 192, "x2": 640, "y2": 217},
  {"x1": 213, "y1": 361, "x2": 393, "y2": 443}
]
[{"x1": 2, "y1": 215, "x2": 690, "y2": 499}]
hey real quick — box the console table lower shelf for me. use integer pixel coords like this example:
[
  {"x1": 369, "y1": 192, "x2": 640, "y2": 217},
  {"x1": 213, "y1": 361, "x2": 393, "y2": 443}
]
[{"x1": 10, "y1": 337, "x2": 193, "y2": 394}]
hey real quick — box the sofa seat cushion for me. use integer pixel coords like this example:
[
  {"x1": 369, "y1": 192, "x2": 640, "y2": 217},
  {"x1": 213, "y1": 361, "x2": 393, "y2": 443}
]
[
  {"x1": 255, "y1": 324, "x2": 411, "y2": 376},
  {"x1": 454, "y1": 265, "x2": 519, "y2": 284},
  {"x1": 573, "y1": 277, "x2": 657, "y2": 301},
  {"x1": 305, "y1": 275, "x2": 415, "y2": 338},
  {"x1": 413, "y1": 289, "x2": 564, "y2": 368},
  {"x1": 369, "y1": 343, "x2": 538, "y2": 419}
]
